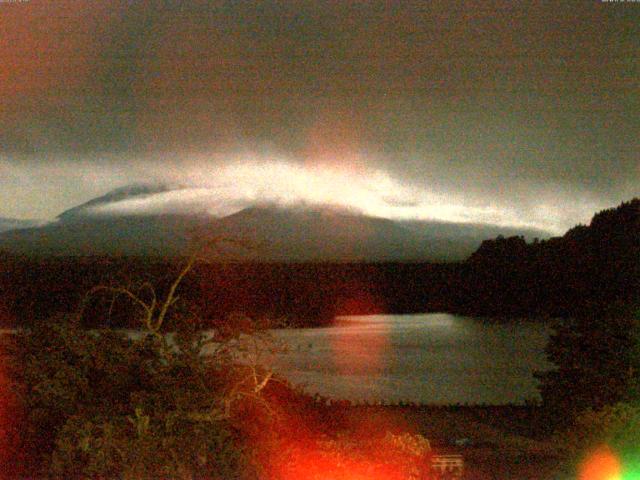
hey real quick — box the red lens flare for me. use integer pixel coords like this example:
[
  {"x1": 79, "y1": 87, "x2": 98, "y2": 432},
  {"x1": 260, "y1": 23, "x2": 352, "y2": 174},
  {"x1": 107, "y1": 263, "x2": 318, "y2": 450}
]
[
  {"x1": 272, "y1": 447, "x2": 408, "y2": 480},
  {"x1": 263, "y1": 426, "x2": 428, "y2": 480},
  {"x1": 248, "y1": 370, "x2": 428, "y2": 480},
  {"x1": 303, "y1": 103, "x2": 367, "y2": 174},
  {"x1": 0, "y1": 358, "x2": 7, "y2": 466},
  {"x1": 579, "y1": 445, "x2": 622, "y2": 480},
  {"x1": 0, "y1": 330, "x2": 18, "y2": 478},
  {"x1": 331, "y1": 283, "x2": 388, "y2": 378}
]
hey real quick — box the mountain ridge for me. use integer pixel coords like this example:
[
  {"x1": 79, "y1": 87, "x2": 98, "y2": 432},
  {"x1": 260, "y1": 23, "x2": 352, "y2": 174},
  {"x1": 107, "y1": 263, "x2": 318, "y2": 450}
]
[
  {"x1": 57, "y1": 183, "x2": 180, "y2": 221},
  {"x1": 0, "y1": 217, "x2": 47, "y2": 233},
  {"x1": 0, "y1": 185, "x2": 551, "y2": 262}
]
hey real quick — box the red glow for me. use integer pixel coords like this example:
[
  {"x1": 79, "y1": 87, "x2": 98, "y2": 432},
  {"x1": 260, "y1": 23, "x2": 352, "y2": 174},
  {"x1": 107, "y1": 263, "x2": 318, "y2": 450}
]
[
  {"x1": 0, "y1": 360, "x2": 6, "y2": 454},
  {"x1": 271, "y1": 446, "x2": 407, "y2": 480},
  {"x1": 0, "y1": 338, "x2": 15, "y2": 479},
  {"x1": 249, "y1": 374, "x2": 428, "y2": 480},
  {"x1": 331, "y1": 284, "x2": 388, "y2": 377},
  {"x1": 579, "y1": 446, "x2": 622, "y2": 480},
  {"x1": 335, "y1": 282, "x2": 384, "y2": 317},
  {"x1": 264, "y1": 428, "x2": 428, "y2": 480},
  {"x1": 303, "y1": 103, "x2": 366, "y2": 174},
  {"x1": 0, "y1": 283, "x2": 23, "y2": 479}
]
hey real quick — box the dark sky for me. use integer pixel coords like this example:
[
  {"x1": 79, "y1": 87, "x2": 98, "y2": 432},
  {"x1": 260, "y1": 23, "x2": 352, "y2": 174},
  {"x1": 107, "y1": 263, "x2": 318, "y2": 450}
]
[{"x1": 0, "y1": 0, "x2": 638, "y2": 232}]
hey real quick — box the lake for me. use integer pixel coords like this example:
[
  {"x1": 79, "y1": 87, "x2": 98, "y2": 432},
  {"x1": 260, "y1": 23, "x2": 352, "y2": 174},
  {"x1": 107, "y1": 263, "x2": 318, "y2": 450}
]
[{"x1": 267, "y1": 313, "x2": 553, "y2": 405}]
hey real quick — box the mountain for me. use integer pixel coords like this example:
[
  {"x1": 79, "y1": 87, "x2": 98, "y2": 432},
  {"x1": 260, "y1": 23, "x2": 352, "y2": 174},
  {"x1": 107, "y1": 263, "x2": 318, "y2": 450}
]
[
  {"x1": 0, "y1": 214, "x2": 208, "y2": 257},
  {"x1": 205, "y1": 205, "x2": 548, "y2": 262},
  {"x1": 0, "y1": 186, "x2": 551, "y2": 262},
  {"x1": 0, "y1": 217, "x2": 46, "y2": 234},
  {"x1": 57, "y1": 183, "x2": 179, "y2": 221}
]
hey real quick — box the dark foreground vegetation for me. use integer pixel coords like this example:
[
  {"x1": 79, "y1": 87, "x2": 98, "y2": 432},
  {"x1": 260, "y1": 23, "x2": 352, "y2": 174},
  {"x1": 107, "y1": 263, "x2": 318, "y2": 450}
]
[
  {"x1": 4, "y1": 305, "x2": 640, "y2": 479},
  {"x1": 0, "y1": 309, "x2": 607, "y2": 479},
  {"x1": 0, "y1": 258, "x2": 439, "y2": 479}
]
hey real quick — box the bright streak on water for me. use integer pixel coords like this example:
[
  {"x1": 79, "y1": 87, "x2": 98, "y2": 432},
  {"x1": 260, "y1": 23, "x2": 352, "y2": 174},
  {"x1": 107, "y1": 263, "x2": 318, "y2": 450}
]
[{"x1": 268, "y1": 313, "x2": 553, "y2": 405}]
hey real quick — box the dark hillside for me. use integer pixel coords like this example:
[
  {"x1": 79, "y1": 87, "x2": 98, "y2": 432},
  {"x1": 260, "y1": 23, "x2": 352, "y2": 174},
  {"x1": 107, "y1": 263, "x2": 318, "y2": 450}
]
[{"x1": 458, "y1": 198, "x2": 640, "y2": 317}]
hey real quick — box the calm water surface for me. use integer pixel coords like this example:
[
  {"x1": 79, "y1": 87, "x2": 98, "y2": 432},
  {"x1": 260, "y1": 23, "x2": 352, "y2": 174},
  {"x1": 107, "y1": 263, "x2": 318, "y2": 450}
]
[{"x1": 268, "y1": 313, "x2": 553, "y2": 405}]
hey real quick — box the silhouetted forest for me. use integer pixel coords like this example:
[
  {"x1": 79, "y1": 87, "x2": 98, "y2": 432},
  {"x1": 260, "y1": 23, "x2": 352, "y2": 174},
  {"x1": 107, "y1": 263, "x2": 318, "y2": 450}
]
[
  {"x1": 0, "y1": 257, "x2": 460, "y2": 328},
  {"x1": 457, "y1": 198, "x2": 640, "y2": 318},
  {"x1": 0, "y1": 198, "x2": 638, "y2": 328}
]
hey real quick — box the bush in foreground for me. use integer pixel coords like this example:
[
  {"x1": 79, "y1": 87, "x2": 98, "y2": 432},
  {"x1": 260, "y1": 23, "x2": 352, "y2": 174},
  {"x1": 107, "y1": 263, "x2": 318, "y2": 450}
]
[
  {"x1": 4, "y1": 312, "x2": 280, "y2": 479},
  {"x1": 2, "y1": 252, "x2": 278, "y2": 479}
]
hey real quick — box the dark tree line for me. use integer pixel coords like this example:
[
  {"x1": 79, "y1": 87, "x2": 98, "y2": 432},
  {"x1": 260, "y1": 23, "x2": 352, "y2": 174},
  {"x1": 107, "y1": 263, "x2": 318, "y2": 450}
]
[
  {"x1": 459, "y1": 198, "x2": 640, "y2": 318},
  {"x1": 0, "y1": 255, "x2": 460, "y2": 329}
]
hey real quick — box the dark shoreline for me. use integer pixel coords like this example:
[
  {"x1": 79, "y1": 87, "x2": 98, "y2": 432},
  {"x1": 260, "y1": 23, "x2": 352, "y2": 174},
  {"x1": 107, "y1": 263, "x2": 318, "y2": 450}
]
[{"x1": 0, "y1": 254, "x2": 572, "y2": 329}]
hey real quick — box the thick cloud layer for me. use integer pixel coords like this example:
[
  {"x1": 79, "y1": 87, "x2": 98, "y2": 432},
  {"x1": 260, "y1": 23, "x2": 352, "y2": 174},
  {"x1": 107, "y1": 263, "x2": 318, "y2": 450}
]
[{"x1": 0, "y1": 1, "x2": 637, "y2": 232}]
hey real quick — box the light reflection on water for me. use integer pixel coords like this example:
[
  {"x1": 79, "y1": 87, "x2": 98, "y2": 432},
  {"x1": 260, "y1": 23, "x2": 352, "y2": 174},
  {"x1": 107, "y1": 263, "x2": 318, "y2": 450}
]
[{"x1": 268, "y1": 313, "x2": 553, "y2": 405}]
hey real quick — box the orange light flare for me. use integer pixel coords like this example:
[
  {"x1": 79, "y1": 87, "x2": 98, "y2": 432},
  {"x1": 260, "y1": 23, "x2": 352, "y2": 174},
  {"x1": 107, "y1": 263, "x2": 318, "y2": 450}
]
[
  {"x1": 259, "y1": 411, "x2": 426, "y2": 480},
  {"x1": 331, "y1": 283, "x2": 389, "y2": 377},
  {"x1": 262, "y1": 420, "x2": 430, "y2": 480},
  {"x1": 0, "y1": 301, "x2": 18, "y2": 478},
  {"x1": 242, "y1": 347, "x2": 427, "y2": 480},
  {"x1": 272, "y1": 446, "x2": 408, "y2": 480},
  {"x1": 303, "y1": 103, "x2": 369, "y2": 176},
  {"x1": 0, "y1": 354, "x2": 10, "y2": 471},
  {"x1": 578, "y1": 445, "x2": 622, "y2": 480}
]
